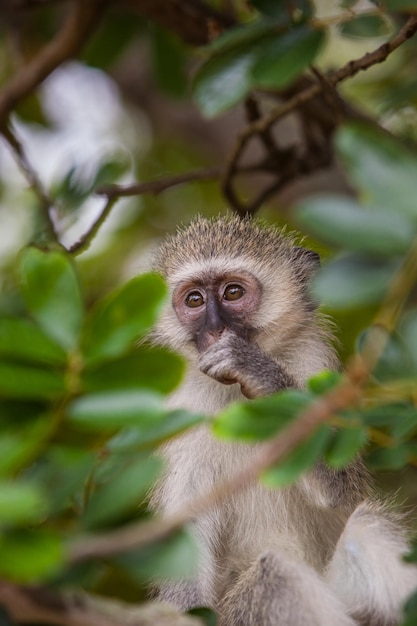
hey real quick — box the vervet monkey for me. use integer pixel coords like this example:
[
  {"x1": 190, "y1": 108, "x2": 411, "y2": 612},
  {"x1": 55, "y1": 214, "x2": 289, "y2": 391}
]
[{"x1": 150, "y1": 215, "x2": 417, "y2": 626}]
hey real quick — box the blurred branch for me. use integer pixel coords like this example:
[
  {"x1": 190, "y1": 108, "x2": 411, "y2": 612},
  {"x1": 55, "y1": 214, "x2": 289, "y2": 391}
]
[
  {"x1": 69, "y1": 232, "x2": 417, "y2": 564},
  {"x1": 223, "y1": 14, "x2": 417, "y2": 215},
  {"x1": 69, "y1": 166, "x2": 222, "y2": 255},
  {"x1": 0, "y1": 0, "x2": 106, "y2": 123},
  {"x1": 1, "y1": 122, "x2": 59, "y2": 243},
  {"x1": 0, "y1": 580, "x2": 204, "y2": 626},
  {"x1": 95, "y1": 165, "x2": 222, "y2": 199},
  {"x1": 124, "y1": 0, "x2": 235, "y2": 45}
]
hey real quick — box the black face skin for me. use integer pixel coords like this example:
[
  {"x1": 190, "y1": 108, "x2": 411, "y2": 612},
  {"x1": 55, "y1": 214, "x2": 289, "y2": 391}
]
[{"x1": 172, "y1": 271, "x2": 262, "y2": 354}]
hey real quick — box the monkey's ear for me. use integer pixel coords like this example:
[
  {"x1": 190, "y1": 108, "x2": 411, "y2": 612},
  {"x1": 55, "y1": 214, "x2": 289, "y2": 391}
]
[{"x1": 292, "y1": 247, "x2": 321, "y2": 281}]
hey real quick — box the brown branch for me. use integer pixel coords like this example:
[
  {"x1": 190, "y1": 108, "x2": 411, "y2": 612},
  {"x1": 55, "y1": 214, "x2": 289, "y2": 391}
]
[
  {"x1": 223, "y1": 15, "x2": 417, "y2": 215},
  {"x1": 1, "y1": 121, "x2": 59, "y2": 243},
  {"x1": 0, "y1": 580, "x2": 203, "y2": 626},
  {"x1": 96, "y1": 165, "x2": 222, "y2": 199},
  {"x1": 0, "y1": 0, "x2": 106, "y2": 123},
  {"x1": 69, "y1": 166, "x2": 222, "y2": 255}
]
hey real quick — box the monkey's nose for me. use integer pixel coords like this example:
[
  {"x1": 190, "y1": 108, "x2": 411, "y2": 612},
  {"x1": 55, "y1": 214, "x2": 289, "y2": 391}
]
[{"x1": 196, "y1": 329, "x2": 223, "y2": 353}]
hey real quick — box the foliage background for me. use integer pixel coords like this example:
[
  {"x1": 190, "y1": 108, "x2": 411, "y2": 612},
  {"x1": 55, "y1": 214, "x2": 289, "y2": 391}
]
[{"x1": 1, "y1": 0, "x2": 417, "y2": 624}]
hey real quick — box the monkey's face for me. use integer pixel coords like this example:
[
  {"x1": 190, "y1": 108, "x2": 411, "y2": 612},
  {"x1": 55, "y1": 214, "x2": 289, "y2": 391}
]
[{"x1": 172, "y1": 269, "x2": 261, "y2": 354}]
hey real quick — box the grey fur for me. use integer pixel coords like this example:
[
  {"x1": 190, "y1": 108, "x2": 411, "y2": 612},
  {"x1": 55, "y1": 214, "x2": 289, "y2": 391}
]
[{"x1": 149, "y1": 216, "x2": 417, "y2": 625}]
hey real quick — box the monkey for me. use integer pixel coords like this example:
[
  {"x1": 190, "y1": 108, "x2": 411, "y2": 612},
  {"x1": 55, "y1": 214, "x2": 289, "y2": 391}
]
[{"x1": 149, "y1": 215, "x2": 417, "y2": 626}]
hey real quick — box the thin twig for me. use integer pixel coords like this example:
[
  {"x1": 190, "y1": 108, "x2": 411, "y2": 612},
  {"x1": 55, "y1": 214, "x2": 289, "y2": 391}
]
[
  {"x1": 96, "y1": 165, "x2": 222, "y2": 199},
  {"x1": 1, "y1": 121, "x2": 59, "y2": 243},
  {"x1": 69, "y1": 166, "x2": 222, "y2": 255}
]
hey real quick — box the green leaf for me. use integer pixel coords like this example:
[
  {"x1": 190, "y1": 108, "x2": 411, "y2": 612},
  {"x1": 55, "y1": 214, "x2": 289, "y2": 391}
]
[
  {"x1": 341, "y1": 15, "x2": 390, "y2": 38},
  {"x1": 383, "y1": 0, "x2": 417, "y2": 10},
  {"x1": 0, "y1": 361, "x2": 65, "y2": 399},
  {"x1": 108, "y1": 409, "x2": 204, "y2": 451},
  {"x1": 67, "y1": 390, "x2": 167, "y2": 430},
  {"x1": 0, "y1": 530, "x2": 63, "y2": 582},
  {"x1": 403, "y1": 312, "x2": 417, "y2": 370},
  {"x1": 193, "y1": 45, "x2": 262, "y2": 117},
  {"x1": 367, "y1": 443, "x2": 409, "y2": 470},
  {"x1": 372, "y1": 331, "x2": 417, "y2": 381},
  {"x1": 151, "y1": 25, "x2": 188, "y2": 98},
  {"x1": 83, "y1": 347, "x2": 184, "y2": 394},
  {"x1": 296, "y1": 196, "x2": 413, "y2": 256},
  {"x1": 29, "y1": 447, "x2": 96, "y2": 515},
  {"x1": 0, "y1": 317, "x2": 67, "y2": 365},
  {"x1": 118, "y1": 527, "x2": 198, "y2": 581},
  {"x1": 336, "y1": 123, "x2": 417, "y2": 220},
  {"x1": 0, "y1": 417, "x2": 54, "y2": 477},
  {"x1": 204, "y1": 20, "x2": 277, "y2": 55},
  {"x1": 0, "y1": 481, "x2": 47, "y2": 525},
  {"x1": 326, "y1": 425, "x2": 368, "y2": 468},
  {"x1": 83, "y1": 273, "x2": 166, "y2": 364},
  {"x1": 402, "y1": 589, "x2": 417, "y2": 626},
  {"x1": 262, "y1": 425, "x2": 331, "y2": 487},
  {"x1": 214, "y1": 390, "x2": 311, "y2": 442},
  {"x1": 307, "y1": 370, "x2": 343, "y2": 395},
  {"x1": 19, "y1": 247, "x2": 84, "y2": 351},
  {"x1": 360, "y1": 403, "x2": 417, "y2": 440},
  {"x1": 82, "y1": 455, "x2": 162, "y2": 529},
  {"x1": 188, "y1": 608, "x2": 218, "y2": 626},
  {"x1": 312, "y1": 254, "x2": 399, "y2": 309},
  {"x1": 252, "y1": 26, "x2": 325, "y2": 88}
]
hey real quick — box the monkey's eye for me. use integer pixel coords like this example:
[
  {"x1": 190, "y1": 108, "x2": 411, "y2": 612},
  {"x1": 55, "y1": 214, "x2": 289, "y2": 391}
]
[
  {"x1": 223, "y1": 284, "x2": 245, "y2": 301},
  {"x1": 185, "y1": 291, "x2": 205, "y2": 308}
]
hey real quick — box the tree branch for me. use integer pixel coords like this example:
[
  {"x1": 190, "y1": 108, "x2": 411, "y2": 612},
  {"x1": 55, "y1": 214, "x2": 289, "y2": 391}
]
[
  {"x1": 69, "y1": 166, "x2": 222, "y2": 255},
  {"x1": 0, "y1": 580, "x2": 203, "y2": 626},
  {"x1": 0, "y1": 0, "x2": 106, "y2": 123}
]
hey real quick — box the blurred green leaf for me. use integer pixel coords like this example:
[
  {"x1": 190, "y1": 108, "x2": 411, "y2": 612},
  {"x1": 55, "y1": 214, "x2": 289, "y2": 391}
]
[
  {"x1": 188, "y1": 607, "x2": 218, "y2": 625},
  {"x1": 0, "y1": 317, "x2": 66, "y2": 365},
  {"x1": 83, "y1": 273, "x2": 166, "y2": 364},
  {"x1": 29, "y1": 447, "x2": 96, "y2": 515},
  {"x1": 204, "y1": 20, "x2": 277, "y2": 55},
  {"x1": 193, "y1": 44, "x2": 263, "y2": 117},
  {"x1": 83, "y1": 346, "x2": 184, "y2": 394},
  {"x1": 82, "y1": 11, "x2": 143, "y2": 69},
  {"x1": 296, "y1": 196, "x2": 413, "y2": 256},
  {"x1": 20, "y1": 248, "x2": 84, "y2": 351},
  {"x1": 252, "y1": 26, "x2": 324, "y2": 88},
  {"x1": 360, "y1": 403, "x2": 417, "y2": 439},
  {"x1": 118, "y1": 527, "x2": 198, "y2": 580},
  {"x1": 312, "y1": 254, "x2": 399, "y2": 309},
  {"x1": 383, "y1": 0, "x2": 417, "y2": 9},
  {"x1": 402, "y1": 589, "x2": 417, "y2": 626},
  {"x1": 108, "y1": 409, "x2": 205, "y2": 451},
  {"x1": 253, "y1": 0, "x2": 313, "y2": 19},
  {"x1": 82, "y1": 455, "x2": 162, "y2": 529},
  {"x1": 15, "y1": 92, "x2": 51, "y2": 127},
  {"x1": 0, "y1": 481, "x2": 47, "y2": 525},
  {"x1": 367, "y1": 443, "x2": 409, "y2": 470},
  {"x1": 151, "y1": 25, "x2": 188, "y2": 98},
  {"x1": 326, "y1": 424, "x2": 368, "y2": 468},
  {"x1": 0, "y1": 362, "x2": 65, "y2": 399},
  {"x1": 262, "y1": 425, "x2": 331, "y2": 487},
  {"x1": 67, "y1": 390, "x2": 166, "y2": 430},
  {"x1": 403, "y1": 312, "x2": 417, "y2": 369},
  {"x1": 336, "y1": 123, "x2": 417, "y2": 220},
  {"x1": 214, "y1": 390, "x2": 311, "y2": 441},
  {"x1": 0, "y1": 530, "x2": 63, "y2": 582},
  {"x1": 307, "y1": 370, "x2": 343, "y2": 395},
  {"x1": 341, "y1": 15, "x2": 390, "y2": 38}
]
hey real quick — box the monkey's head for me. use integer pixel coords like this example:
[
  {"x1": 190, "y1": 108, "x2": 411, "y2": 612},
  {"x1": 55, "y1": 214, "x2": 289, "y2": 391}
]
[{"x1": 152, "y1": 215, "x2": 320, "y2": 359}]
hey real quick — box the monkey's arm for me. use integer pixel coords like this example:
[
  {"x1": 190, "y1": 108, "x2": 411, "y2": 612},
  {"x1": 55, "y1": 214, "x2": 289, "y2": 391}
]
[{"x1": 198, "y1": 332, "x2": 296, "y2": 399}]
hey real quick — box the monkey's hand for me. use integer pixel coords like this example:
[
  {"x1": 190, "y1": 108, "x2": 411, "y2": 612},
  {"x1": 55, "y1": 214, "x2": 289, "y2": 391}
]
[{"x1": 198, "y1": 333, "x2": 296, "y2": 399}]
